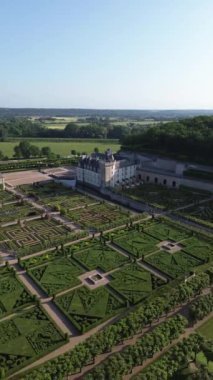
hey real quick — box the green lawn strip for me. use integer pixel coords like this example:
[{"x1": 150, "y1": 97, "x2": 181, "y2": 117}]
[
  {"x1": 55, "y1": 285, "x2": 125, "y2": 333},
  {"x1": 0, "y1": 266, "x2": 34, "y2": 317},
  {"x1": 0, "y1": 305, "x2": 66, "y2": 377},
  {"x1": 73, "y1": 241, "x2": 129, "y2": 272},
  {"x1": 197, "y1": 317, "x2": 213, "y2": 340},
  {"x1": 28, "y1": 256, "x2": 84, "y2": 296},
  {"x1": 108, "y1": 263, "x2": 165, "y2": 304},
  {"x1": 145, "y1": 249, "x2": 202, "y2": 278}
]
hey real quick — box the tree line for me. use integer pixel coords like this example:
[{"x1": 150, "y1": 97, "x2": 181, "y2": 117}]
[
  {"x1": 121, "y1": 116, "x2": 213, "y2": 164},
  {"x1": 20, "y1": 271, "x2": 211, "y2": 380}
]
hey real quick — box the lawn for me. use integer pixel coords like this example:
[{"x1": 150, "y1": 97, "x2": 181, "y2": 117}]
[
  {"x1": 0, "y1": 305, "x2": 65, "y2": 377},
  {"x1": 109, "y1": 226, "x2": 160, "y2": 258},
  {"x1": 0, "y1": 218, "x2": 76, "y2": 256},
  {"x1": 66, "y1": 203, "x2": 131, "y2": 231},
  {"x1": 73, "y1": 240, "x2": 128, "y2": 272},
  {"x1": 55, "y1": 285, "x2": 124, "y2": 333},
  {"x1": 121, "y1": 184, "x2": 209, "y2": 210},
  {"x1": 145, "y1": 249, "x2": 202, "y2": 278},
  {"x1": 0, "y1": 202, "x2": 40, "y2": 224},
  {"x1": 27, "y1": 256, "x2": 84, "y2": 295},
  {"x1": 0, "y1": 140, "x2": 120, "y2": 157},
  {"x1": 0, "y1": 266, "x2": 34, "y2": 316},
  {"x1": 197, "y1": 317, "x2": 213, "y2": 340},
  {"x1": 109, "y1": 263, "x2": 165, "y2": 304}
]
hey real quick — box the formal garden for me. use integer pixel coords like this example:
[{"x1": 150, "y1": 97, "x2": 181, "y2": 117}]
[
  {"x1": 65, "y1": 202, "x2": 135, "y2": 231},
  {"x1": 0, "y1": 218, "x2": 85, "y2": 257},
  {"x1": 19, "y1": 182, "x2": 97, "y2": 210},
  {"x1": 109, "y1": 263, "x2": 165, "y2": 304},
  {"x1": 55, "y1": 285, "x2": 125, "y2": 333},
  {"x1": 0, "y1": 266, "x2": 34, "y2": 317},
  {"x1": 121, "y1": 183, "x2": 209, "y2": 210},
  {"x1": 179, "y1": 199, "x2": 213, "y2": 228},
  {"x1": 26, "y1": 255, "x2": 84, "y2": 296},
  {"x1": 72, "y1": 240, "x2": 129, "y2": 272},
  {"x1": 0, "y1": 202, "x2": 41, "y2": 224},
  {"x1": 0, "y1": 188, "x2": 17, "y2": 204},
  {"x1": 145, "y1": 249, "x2": 202, "y2": 278},
  {"x1": 0, "y1": 305, "x2": 66, "y2": 377}
]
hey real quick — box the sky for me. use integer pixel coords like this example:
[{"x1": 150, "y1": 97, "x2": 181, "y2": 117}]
[{"x1": 0, "y1": 0, "x2": 213, "y2": 109}]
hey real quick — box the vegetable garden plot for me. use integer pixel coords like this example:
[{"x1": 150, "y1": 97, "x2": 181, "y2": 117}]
[
  {"x1": 0, "y1": 218, "x2": 71, "y2": 256},
  {"x1": 73, "y1": 241, "x2": 128, "y2": 272},
  {"x1": 28, "y1": 256, "x2": 84, "y2": 295},
  {"x1": 66, "y1": 203, "x2": 130, "y2": 230},
  {"x1": 56, "y1": 285, "x2": 124, "y2": 333},
  {"x1": 0, "y1": 266, "x2": 34, "y2": 317},
  {"x1": 0, "y1": 188, "x2": 17, "y2": 203},
  {"x1": 179, "y1": 200, "x2": 213, "y2": 227},
  {"x1": 0, "y1": 306, "x2": 65, "y2": 377},
  {"x1": 109, "y1": 263, "x2": 165, "y2": 304},
  {"x1": 145, "y1": 249, "x2": 202, "y2": 278},
  {"x1": 0, "y1": 203, "x2": 40, "y2": 224}
]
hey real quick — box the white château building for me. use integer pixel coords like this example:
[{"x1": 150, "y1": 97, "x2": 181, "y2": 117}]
[{"x1": 77, "y1": 149, "x2": 137, "y2": 189}]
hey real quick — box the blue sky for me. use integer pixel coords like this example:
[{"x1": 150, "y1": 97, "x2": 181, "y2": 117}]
[{"x1": 0, "y1": 0, "x2": 213, "y2": 109}]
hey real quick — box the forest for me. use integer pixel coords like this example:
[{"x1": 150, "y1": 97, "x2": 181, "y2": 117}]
[{"x1": 121, "y1": 116, "x2": 213, "y2": 164}]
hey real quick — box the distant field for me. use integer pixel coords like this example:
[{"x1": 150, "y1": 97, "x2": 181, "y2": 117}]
[{"x1": 0, "y1": 140, "x2": 121, "y2": 157}]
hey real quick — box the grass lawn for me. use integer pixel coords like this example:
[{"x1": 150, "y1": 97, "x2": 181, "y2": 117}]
[
  {"x1": 145, "y1": 249, "x2": 202, "y2": 278},
  {"x1": 0, "y1": 140, "x2": 120, "y2": 157},
  {"x1": 109, "y1": 263, "x2": 165, "y2": 304},
  {"x1": 73, "y1": 241, "x2": 128, "y2": 272},
  {"x1": 197, "y1": 317, "x2": 213, "y2": 340},
  {"x1": 56, "y1": 285, "x2": 124, "y2": 333},
  {"x1": 28, "y1": 256, "x2": 84, "y2": 295},
  {"x1": 0, "y1": 305, "x2": 65, "y2": 377},
  {"x1": 0, "y1": 266, "x2": 34, "y2": 316}
]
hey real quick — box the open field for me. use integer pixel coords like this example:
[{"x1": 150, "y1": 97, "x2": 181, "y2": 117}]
[
  {"x1": 0, "y1": 218, "x2": 75, "y2": 257},
  {"x1": 109, "y1": 263, "x2": 165, "y2": 304},
  {"x1": 197, "y1": 316, "x2": 213, "y2": 340},
  {"x1": 0, "y1": 266, "x2": 34, "y2": 316},
  {"x1": 55, "y1": 285, "x2": 124, "y2": 333},
  {"x1": 0, "y1": 139, "x2": 121, "y2": 157},
  {"x1": 0, "y1": 305, "x2": 65, "y2": 377},
  {"x1": 121, "y1": 184, "x2": 210, "y2": 210}
]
